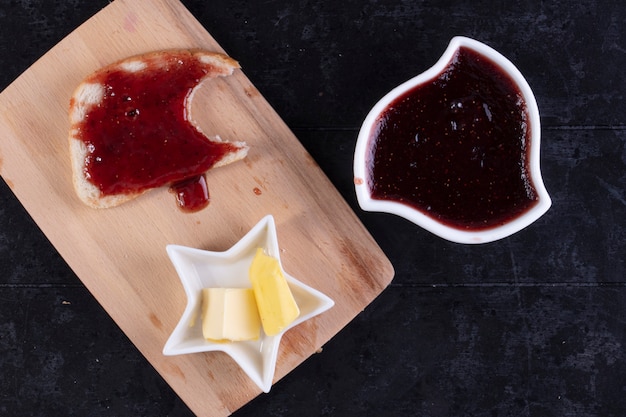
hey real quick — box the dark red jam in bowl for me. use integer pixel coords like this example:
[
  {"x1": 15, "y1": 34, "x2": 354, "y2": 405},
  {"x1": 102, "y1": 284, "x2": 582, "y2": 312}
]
[{"x1": 366, "y1": 46, "x2": 539, "y2": 230}]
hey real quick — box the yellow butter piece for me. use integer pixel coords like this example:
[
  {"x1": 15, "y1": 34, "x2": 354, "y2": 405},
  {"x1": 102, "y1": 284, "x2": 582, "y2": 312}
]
[
  {"x1": 249, "y1": 248, "x2": 300, "y2": 336},
  {"x1": 201, "y1": 288, "x2": 261, "y2": 342}
]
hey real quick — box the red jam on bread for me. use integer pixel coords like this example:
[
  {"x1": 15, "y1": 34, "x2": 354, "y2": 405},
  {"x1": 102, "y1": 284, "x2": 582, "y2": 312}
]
[{"x1": 69, "y1": 50, "x2": 248, "y2": 211}]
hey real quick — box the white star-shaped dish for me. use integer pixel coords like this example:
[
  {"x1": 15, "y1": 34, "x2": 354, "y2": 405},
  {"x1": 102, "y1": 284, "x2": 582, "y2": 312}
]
[{"x1": 162, "y1": 215, "x2": 334, "y2": 393}]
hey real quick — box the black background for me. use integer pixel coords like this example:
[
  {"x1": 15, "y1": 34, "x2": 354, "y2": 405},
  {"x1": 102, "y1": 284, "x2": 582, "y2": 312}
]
[{"x1": 1, "y1": 1, "x2": 625, "y2": 416}]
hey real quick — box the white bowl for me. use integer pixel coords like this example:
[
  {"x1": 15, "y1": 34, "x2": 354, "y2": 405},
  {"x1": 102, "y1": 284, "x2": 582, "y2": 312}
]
[
  {"x1": 162, "y1": 215, "x2": 334, "y2": 393},
  {"x1": 354, "y1": 36, "x2": 551, "y2": 244}
]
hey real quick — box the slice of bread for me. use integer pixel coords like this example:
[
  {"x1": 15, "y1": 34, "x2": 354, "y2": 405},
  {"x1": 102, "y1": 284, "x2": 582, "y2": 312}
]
[{"x1": 68, "y1": 49, "x2": 249, "y2": 209}]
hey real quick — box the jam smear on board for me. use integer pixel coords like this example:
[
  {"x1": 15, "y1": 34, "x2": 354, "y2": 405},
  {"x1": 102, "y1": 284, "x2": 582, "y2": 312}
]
[
  {"x1": 367, "y1": 46, "x2": 539, "y2": 230},
  {"x1": 76, "y1": 52, "x2": 240, "y2": 212},
  {"x1": 170, "y1": 174, "x2": 210, "y2": 213}
]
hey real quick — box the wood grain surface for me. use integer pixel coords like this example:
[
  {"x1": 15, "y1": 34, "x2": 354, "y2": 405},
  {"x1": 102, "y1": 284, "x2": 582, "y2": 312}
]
[{"x1": 0, "y1": 0, "x2": 394, "y2": 415}]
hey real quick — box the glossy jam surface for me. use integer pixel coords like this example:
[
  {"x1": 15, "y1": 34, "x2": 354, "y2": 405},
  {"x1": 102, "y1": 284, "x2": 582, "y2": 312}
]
[
  {"x1": 170, "y1": 174, "x2": 210, "y2": 213},
  {"x1": 367, "y1": 46, "x2": 538, "y2": 230},
  {"x1": 76, "y1": 52, "x2": 239, "y2": 211}
]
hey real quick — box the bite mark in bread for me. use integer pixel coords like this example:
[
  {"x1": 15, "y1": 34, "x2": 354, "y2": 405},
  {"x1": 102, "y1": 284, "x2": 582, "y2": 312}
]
[{"x1": 68, "y1": 49, "x2": 249, "y2": 209}]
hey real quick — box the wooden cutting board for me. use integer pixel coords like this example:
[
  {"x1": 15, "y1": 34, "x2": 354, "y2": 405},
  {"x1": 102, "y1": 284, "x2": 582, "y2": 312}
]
[{"x1": 0, "y1": 0, "x2": 394, "y2": 415}]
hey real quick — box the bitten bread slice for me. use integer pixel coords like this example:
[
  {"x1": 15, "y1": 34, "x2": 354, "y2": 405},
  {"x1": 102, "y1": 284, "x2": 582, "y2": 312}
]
[{"x1": 68, "y1": 49, "x2": 249, "y2": 209}]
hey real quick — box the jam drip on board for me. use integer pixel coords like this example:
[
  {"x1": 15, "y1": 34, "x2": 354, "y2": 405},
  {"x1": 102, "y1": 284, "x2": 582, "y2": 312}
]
[
  {"x1": 170, "y1": 175, "x2": 210, "y2": 213},
  {"x1": 367, "y1": 46, "x2": 539, "y2": 230},
  {"x1": 76, "y1": 52, "x2": 240, "y2": 212}
]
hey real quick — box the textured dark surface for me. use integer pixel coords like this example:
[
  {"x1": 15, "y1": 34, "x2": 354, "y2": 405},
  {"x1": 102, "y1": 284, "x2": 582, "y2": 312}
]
[{"x1": 1, "y1": 1, "x2": 625, "y2": 416}]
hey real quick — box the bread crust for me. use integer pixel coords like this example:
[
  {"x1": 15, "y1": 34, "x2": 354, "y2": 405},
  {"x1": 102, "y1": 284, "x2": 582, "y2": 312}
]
[{"x1": 68, "y1": 49, "x2": 248, "y2": 208}]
